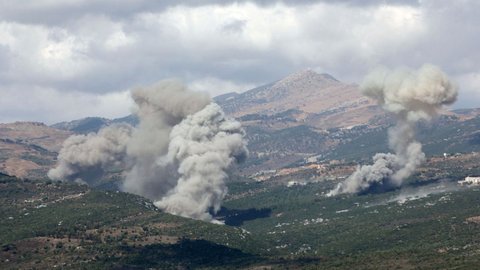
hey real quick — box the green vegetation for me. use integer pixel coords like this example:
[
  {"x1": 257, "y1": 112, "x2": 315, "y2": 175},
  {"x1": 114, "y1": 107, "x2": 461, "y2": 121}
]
[
  {"x1": 3, "y1": 161, "x2": 480, "y2": 269},
  {"x1": 223, "y1": 179, "x2": 480, "y2": 268},
  {"x1": 0, "y1": 174, "x2": 265, "y2": 269},
  {"x1": 324, "y1": 115, "x2": 480, "y2": 163}
]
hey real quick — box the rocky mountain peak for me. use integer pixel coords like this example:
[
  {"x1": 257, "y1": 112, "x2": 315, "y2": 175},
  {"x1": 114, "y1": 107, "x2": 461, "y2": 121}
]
[
  {"x1": 278, "y1": 69, "x2": 337, "y2": 84},
  {"x1": 213, "y1": 69, "x2": 380, "y2": 129},
  {"x1": 248, "y1": 70, "x2": 342, "y2": 103}
]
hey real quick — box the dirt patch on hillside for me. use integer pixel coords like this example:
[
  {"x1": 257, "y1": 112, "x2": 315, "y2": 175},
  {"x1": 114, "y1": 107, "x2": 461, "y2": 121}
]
[{"x1": 3, "y1": 158, "x2": 40, "y2": 178}]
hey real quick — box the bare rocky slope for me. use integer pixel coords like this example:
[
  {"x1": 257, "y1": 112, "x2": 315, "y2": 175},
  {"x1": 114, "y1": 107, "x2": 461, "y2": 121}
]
[
  {"x1": 214, "y1": 69, "x2": 383, "y2": 129},
  {"x1": 0, "y1": 122, "x2": 72, "y2": 179}
]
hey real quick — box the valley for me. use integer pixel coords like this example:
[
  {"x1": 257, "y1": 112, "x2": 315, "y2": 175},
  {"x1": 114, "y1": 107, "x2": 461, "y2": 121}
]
[
  {"x1": 1, "y1": 70, "x2": 480, "y2": 269},
  {"x1": 3, "y1": 160, "x2": 480, "y2": 269}
]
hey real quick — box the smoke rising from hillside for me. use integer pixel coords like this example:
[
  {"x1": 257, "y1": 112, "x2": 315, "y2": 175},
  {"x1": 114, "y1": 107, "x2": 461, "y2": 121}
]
[
  {"x1": 155, "y1": 103, "x2": 248, "y2": 221},
  {"x1": 47, "y1": 124, "x2": 133, "y2": 185},
  {"x1": 48, "y1": 80, "x2": 247, "y2": 222},
  {"x1": 328, "y1": 64, "x2": 457, "y2": 196},
  {"x1": 122, "y1": 80, "x2": 211, "y2": 201}
]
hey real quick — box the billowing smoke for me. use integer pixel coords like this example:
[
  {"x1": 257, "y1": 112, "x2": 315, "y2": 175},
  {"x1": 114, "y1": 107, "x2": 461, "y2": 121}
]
[
  {"x1": 122, "y1": 80, "x2": 211, "y2": 201},
  {"x1": 48, "y1": 124, "x2": 133, "y2": 185},
  {"x1": 155, "y1": 103, "x2": 247, "y2": 221},
  {"x1": 328, "y1": 64, "x2": 457, "y2": 196},
  {"x1": 48, "y1": 80, "x2": 247, "y2": 222}
]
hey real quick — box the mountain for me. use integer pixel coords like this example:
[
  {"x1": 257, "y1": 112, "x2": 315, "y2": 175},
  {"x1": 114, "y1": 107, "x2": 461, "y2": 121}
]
[
  {"x1": 0, "y1": 122, "x2": 71, "y2": 152},
  {"x1": 0, "y1": 114, "x2": 141, "y2": 180},
  {"x1": 51, "y1": 117, "x2": 111, "y2": 134},
  {"x1": 211, "y1": 70, "x2": 386, "y2": 173},
  {"x1": 52, "y1": 115, "x2": 138, "y2": 134},
  {"x1": 214, "y1": 69, "x2": 383, "y2": 129},
  {"x1": 0, "y1": 122, "x2": 72, "y2": 179},
  {"x1": 212, "y1": 70, "x2": 480, "y2": 173},
  {"x1": 2, "y1": 70, "x2": 480, "y2": 179},
  {"x1": 4, "y1": 72, "x2": 480, "y2": 269},
  {"x1": 52, "y1": 70, "x2": 379, "y2": 135}
]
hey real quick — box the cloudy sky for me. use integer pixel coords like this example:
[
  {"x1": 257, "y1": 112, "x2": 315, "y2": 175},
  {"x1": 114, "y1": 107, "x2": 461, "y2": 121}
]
[{"x1": 0, "y1": 0, "x2": 478, "y2": 124}]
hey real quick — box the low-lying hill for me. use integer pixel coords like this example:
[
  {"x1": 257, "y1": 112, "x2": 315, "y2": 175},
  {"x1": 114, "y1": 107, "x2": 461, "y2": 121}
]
[
  {"x1": 0, "y1": 174, "x2": 266, "y2": 269},
  {"x1": 0, "y1": 122, "x2": 71, "y2": 179},
  {"x1": 52, "y1": 115, "x2": 138, "y2": 134},
  {"x1": 0, "y1": 122, "x2": 71, "y2": 152},
  {"x1": 4, "y1": 156, "x2": 480, "y2": 269}
]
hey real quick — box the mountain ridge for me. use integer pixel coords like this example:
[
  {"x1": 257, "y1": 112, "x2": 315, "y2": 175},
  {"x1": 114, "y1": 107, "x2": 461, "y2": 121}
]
[
  {"x1": 214, "y1": 69, "x2": 381, "y2": 129},
  {"x1": 0, "y1": 70, "x2": 479, "y2": 179}
]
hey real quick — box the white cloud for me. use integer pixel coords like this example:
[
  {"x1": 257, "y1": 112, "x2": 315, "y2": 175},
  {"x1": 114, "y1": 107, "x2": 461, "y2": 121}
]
[
  {"x1": 0, "y1": 0, "x2": 479, "y2": 122},
  {"x1": 0, "y1": 22, "x2": 91, "y2": 82},
  {"x1": 189, "y1": 77, "x2": 255, "y2": 96},
  {"x1": 455, "y1": 72, "x2": 480, "y2": 109}
]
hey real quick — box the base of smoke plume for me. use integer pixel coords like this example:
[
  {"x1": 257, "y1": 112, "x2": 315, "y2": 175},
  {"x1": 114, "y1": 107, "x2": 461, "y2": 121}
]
[
  {"x1": 328, "y1": 64, "x2": 457, "y2": 197},
  {"x1": 48, "y1": 80, "x2": 248, "y2": 223},
  {"x1": 213, "y1": 207, "x2": 272, "y2": 226},
  {"x1": 327, "y1": 178, "x2": 399, "y2": 197},
  {"x1": 326, "y1": 172, "x2": 469, "y2": 207},
  {"x1": 368, "y1": 179, "x2": 463, "y2": 206},
  {"x1": 357, "y1": 180, "x2": 398, "y2": 195}
]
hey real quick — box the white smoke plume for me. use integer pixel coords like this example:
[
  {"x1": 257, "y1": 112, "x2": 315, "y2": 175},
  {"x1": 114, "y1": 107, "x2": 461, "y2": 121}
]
[
  {"x1": 122, "y1": 80, "x2": 211, "y2": 200},
  {"x1": 155, "y1": 103, "x2": 248, "y2": 221},
  {"x1": 48, "y1": 124, "x2": 133, "y2": 185},
  {"x1": 48, "y1": 80, "x2": 247, "y2": 222},
  {"x1": 328, "y1": 64, "x2": 457, "y2": 196}
]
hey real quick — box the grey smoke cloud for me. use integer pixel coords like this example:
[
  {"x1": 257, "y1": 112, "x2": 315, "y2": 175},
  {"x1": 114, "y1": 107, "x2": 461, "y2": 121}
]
[
  {"x1": 122, "y1": 80, "x2": 211, "y2": 200},
  {"x1": 155, "y1": 103, "x2": 248, "y2": 221},
  {"x1": 47, "y1": 124, "x2": 133, "y2": 185},
  {"x1": 48, "y1": 80, "x2": 247, "y2": 222},
  {"x1": 328, "y1": 64, "x2": 457, "y2": 196}
]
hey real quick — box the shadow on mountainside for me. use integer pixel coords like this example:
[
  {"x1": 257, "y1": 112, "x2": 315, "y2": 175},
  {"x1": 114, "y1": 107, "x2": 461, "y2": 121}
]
[
  {"x1": 111, "y1": 239, "x2": 262, "y2": 269},
  {"x1": 214, "y1": 207, "x2": 272, "y2": 226}
]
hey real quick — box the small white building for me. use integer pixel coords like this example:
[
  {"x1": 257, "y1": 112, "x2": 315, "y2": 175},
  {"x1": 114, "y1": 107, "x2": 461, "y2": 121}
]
[{"x1": 458, "y1": 176, "x2": 480, "y2": 186}]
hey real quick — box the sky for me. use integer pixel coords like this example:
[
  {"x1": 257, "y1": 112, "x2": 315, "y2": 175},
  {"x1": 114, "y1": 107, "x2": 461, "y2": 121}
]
[{"x1": 0, "y1": 0, "x2": 479, "y2": 124}]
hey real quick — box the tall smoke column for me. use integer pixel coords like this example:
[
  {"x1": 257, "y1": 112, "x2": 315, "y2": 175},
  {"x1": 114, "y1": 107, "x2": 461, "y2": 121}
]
[
  {"x1": 49, "y1": 79, "x2": 248, "y2": 222},
  {"x1": 122, "y1": 80, "x2": 211, "y2": 200},
  {"x1": 154, "y1": 103, "x2": 248, "y2": 221},
  {"x1": 47, "y1": 124, "x2": 133, "y2": 184},
  {"x1": 328, "y1": 64, "x2": 457, "y2": 196}
]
